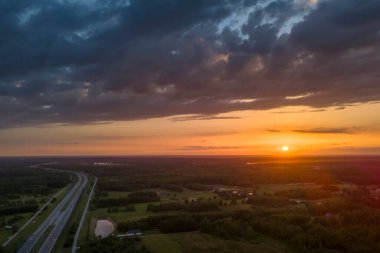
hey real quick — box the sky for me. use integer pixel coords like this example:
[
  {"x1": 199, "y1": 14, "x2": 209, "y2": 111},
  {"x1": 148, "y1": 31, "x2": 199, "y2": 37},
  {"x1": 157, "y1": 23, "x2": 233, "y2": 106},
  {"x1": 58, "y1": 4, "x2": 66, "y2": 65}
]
[{"x1": 0, "y1": 0, "x2": 380, "y2": 156}]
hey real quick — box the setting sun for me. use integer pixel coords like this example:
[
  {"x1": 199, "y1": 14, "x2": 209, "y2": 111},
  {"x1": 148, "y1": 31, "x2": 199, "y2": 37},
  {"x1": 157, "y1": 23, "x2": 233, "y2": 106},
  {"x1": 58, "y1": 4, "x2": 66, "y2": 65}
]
[{"x1": 281, "y1": 146, "x2": 289, "y2": 152}]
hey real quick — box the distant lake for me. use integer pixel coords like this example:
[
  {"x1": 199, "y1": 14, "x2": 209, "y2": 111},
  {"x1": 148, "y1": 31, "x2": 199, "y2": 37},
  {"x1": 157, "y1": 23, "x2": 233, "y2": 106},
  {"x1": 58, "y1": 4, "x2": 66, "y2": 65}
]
[{"x1": 95, "y1": 219, "x2": 114, "y2": 238}]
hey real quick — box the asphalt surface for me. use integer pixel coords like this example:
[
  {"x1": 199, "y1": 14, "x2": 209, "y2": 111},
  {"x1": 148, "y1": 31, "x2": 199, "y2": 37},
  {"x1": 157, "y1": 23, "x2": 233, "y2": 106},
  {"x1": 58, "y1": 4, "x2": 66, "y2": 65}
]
[{"x1": 17, "y1": 172, "x2": 88, "y2": 253}]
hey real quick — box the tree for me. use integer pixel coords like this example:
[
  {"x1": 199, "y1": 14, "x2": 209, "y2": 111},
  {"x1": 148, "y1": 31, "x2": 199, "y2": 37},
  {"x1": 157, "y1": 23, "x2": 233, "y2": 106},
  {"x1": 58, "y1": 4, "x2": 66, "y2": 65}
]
[{"x1": 200, "y1": 218, "x2": 213, "y2": 233}]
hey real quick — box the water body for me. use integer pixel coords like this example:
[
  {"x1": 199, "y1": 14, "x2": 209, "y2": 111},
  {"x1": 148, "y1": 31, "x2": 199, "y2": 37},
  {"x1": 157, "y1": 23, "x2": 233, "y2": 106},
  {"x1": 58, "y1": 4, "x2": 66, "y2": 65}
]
[{"x1": 95, "y1": 219, "x2": 114, "y2": 238}]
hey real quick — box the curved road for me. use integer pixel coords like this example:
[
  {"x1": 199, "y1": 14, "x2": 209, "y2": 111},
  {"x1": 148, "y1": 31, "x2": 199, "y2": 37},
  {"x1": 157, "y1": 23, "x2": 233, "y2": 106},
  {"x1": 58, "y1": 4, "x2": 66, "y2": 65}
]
[{"x1": 17, "y1": 171, "x2": 88, "y2": 253}]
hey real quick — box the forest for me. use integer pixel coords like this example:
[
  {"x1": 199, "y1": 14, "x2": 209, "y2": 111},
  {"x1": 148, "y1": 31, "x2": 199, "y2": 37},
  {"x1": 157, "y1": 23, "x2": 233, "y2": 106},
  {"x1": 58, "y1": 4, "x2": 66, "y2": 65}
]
[{"x1": 3, "y1": 156, "x2": 380, "y2": 253}]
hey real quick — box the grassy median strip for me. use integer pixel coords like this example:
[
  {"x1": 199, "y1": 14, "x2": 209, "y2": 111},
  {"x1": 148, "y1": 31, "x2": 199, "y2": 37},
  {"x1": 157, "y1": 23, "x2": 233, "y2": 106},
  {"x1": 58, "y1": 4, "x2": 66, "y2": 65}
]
[
  {"x1": 61, "y1": 177, "x2": 81, "y2": 213},
  {"x1": 77, "y1": 180, "x2": 96, "y2": 245},
  {"x1": 30, "y1": 224, "x2": 55, "y2": 253},
  {"x1": 61, "y1": 198, "x2": 72, "y2": 213}
]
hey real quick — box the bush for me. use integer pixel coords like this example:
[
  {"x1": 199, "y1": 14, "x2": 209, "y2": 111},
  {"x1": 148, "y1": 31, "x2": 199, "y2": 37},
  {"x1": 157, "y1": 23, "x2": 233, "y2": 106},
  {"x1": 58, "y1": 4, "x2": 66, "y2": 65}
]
[{"x1": 159, "y1": 216, "x2": 197, "y2": 233}]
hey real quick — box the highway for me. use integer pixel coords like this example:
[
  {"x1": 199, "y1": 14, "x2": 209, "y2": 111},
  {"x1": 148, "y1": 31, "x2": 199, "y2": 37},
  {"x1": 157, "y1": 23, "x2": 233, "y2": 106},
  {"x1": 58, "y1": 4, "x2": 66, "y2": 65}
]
[{"x1": 17, "y1": 171, "x2": 88, "y2": 253}]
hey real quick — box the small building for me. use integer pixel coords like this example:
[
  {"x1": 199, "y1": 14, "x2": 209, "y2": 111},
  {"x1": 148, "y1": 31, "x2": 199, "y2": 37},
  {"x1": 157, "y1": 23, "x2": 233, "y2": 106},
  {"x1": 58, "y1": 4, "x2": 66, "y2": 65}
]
[
  {"x1": 118, "y1": 229, "x2": 142, "y2": 238},
  {"x1": 290, "y1": 199, "x2": 304, "y2": 204}
]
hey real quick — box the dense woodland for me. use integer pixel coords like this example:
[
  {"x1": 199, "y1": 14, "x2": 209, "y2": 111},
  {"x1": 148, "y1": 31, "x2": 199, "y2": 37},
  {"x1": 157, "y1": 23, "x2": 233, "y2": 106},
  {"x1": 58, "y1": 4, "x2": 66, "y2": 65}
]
[
  {"x1": 78, "y1": 237, "x2": 149, "y2": 253},
  {"x1": 117, "y1": 201, "x2": 380, "y2": 253},
  {"x1": 0, "y1": 164, "x2": 70, "y2": 224},
  {"x1": 147, "y1": 199, "x2": 220, "y2": 213},
  {"x1": 95, "y1": 191, "x2": 160, "y2": 208},
  {"x1": 2, "y1": 157, "x2": 380, "y2": 253},
  {"x1": 73, "y1": 156, "x2": 380, "y2": 253},
  {"x1": 46, "y1": 156, "x2": 380, "y2": 190}
]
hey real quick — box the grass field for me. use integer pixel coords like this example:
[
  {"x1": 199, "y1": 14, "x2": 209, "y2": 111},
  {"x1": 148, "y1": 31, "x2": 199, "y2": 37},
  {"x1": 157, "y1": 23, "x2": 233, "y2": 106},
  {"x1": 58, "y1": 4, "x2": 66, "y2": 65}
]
[
  {"x1": 88, "y1": 187, "x2": 264, "y2": 227},
  {"x1": 143, "y1": 234, "x2": 183, "y2": 253},
  {"x1": 174, "y1": 190, "x2": 217, "y2": 200},
  {"x1": 17, "y1": 194, "x2": 48, "y2": 204},
  {"x1": 77, "y1": 180, "x2": 97, "y2": 245},
  {"x1": 99, "y1": 191, "x2": 129, "y2": 199},
  {"x1": 256, "y1": 184, "x2": 320, "y2": 195},
  {"x1": 143, "y1": 232, "x2": 284, "y2": 253},
  {"x1": 87, "y1": 188, "x2": 220, "y2": 236},
  {"x1": 89, "y1": 202, "x2": 181, "y2": 225},
  {"x1": 0, "y1": 213, "x2": 33, "y2": 244},
  {"x1": 221, "y1": 203, "x2": 251, "y2": 212}
]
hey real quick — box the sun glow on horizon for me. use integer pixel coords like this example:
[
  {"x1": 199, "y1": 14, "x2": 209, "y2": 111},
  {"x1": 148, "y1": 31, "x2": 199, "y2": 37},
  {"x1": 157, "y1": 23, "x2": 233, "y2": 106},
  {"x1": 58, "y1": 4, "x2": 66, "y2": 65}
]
[{"x1": 281, "y1": 145, "x2": 289, "y2": 152}]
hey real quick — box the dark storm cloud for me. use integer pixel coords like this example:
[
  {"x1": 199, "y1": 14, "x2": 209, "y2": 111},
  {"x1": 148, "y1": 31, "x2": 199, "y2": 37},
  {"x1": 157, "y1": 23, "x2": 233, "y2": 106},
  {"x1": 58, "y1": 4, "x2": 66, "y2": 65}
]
[
  {"x1": 266, "y1": 127, "x2": 356, "y2": 134},
  {"x1": 266, "y1": 129, "x2": 283, "y2": 133},
  {"x1": 178, "y1": 145, "x2": 246, "y2": 151},
  {"x1": 293, "y1": 128, "x2": 355, "y2": 134},
  {"x1": 170, "y1": 115, "x2": 241, "y2": 121},
  {"x1": 290, "y1": 0, "x2": 380, "y2": 53},
  {"x1": 320, "y1": 146, "x2": 380, "y2": 155},
  {"x1": 186, "y1": 131, "x2": 237, "y2": 137},
  {"x1": 0, "y1": 0, "x2": 380, "y2": 128}
]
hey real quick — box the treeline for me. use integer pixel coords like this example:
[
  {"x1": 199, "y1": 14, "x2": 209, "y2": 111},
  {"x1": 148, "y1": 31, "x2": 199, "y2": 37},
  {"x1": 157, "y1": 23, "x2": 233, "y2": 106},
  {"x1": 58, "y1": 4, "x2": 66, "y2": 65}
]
[
  {"x1": 275, "y1": 187, "x2": 331, "y2": 200},
  {"x1": 0, "y1": 167, "x2": 70, "y2": 217},
  {"x1": 0, "y1": 166, "x2": 70, "y2": 197},
  {"x1": 0, "y1": 183, "x2": 64, "y2": 196},
  {"x1": 97, "y1": 177, "x2": 212, "y2": 193},
  {"x1": 117, "y1": 214, "x2": 198, "y2": 233},
  {"x1": 78, "y1": 236, "x2": 149, "y2": 253},
  {"x1": 161, "y1": 184, "x2": 183, "y2": 192},
  {"x1": 339, "y1": 186, "x2": 380, "y2": 211},
  {"x1": 147, "y1": 200, "x2": 219, "y2": 213},
  {"x1": 0, "y1": 197, "x2": 40, "y2": 206},
  {"x1": 107, "y1": 205, "x2": 135, "y2": 213},
  {"x1": 0, "y1": 204, "x2": 39, "y2": 215},
  {"x1": 246, "y1": 196, "x2": 290, "y2": 207},
  {"x1": 71, "y1": 157, "x2": 380, "y2": 192},
  {"x1": 95, "y1": 191, "x2": 159, "y2": 208}
]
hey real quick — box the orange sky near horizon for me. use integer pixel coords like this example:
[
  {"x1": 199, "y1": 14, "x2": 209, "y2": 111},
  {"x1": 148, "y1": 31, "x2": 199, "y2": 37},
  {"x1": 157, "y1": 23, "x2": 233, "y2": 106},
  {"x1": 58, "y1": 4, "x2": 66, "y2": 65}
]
[
  {"x1": 1, "y1": 102, "x2": 379, "y2": 156},
  {"x1": 1, "y1": 0, "x2": 380, "y2": 157}
]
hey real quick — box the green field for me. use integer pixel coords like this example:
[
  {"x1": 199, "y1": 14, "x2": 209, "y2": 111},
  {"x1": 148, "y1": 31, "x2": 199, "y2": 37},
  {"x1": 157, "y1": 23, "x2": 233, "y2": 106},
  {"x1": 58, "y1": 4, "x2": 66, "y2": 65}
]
[
  {"x1": 87, "y1": 184, "x2": 331, "y2": 241},
  {"x1": 89, "y1": 202, "x2": 180, "y2": 225},
  {"x1": 0, "y1": 213, "x2": 33, "y2": 244},
  {"x1": 77, "y1": 182, "x2": 97, "y2": 245},
  {"x1": 256, "y1": 184, "x2": 319, "y2": 195},
  {"x1": 143, "y1": 234, "x2": 183, "y2": 253},
  {"x1": 90, "y1": 189, "x2": 211, "y2": 224},
  {"x1": 89, "y1": 188, "x2": 221, "y2": 226},
  {"x1": 99, "y1": 191, "x2": 129, "y2": 199},
  {"x1": 173, "y1": 190, "x2": 217, "y2": 200},
  {"x1": 143, "y1": 232, "x2": 283, "y2": 253},
  {"x1": 221, "y1": 203, "x2": 251, "y2": 212}
]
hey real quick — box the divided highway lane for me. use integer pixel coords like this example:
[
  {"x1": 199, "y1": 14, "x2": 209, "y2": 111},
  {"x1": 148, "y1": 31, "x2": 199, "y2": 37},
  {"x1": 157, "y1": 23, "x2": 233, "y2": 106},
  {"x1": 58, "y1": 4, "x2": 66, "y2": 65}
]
[
  {"x1": 17, "y1": 172, "x2": 88, "y2": 253},
  {"x1": 38, "y1": 174, "x2": 88, "y2": 253}
]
